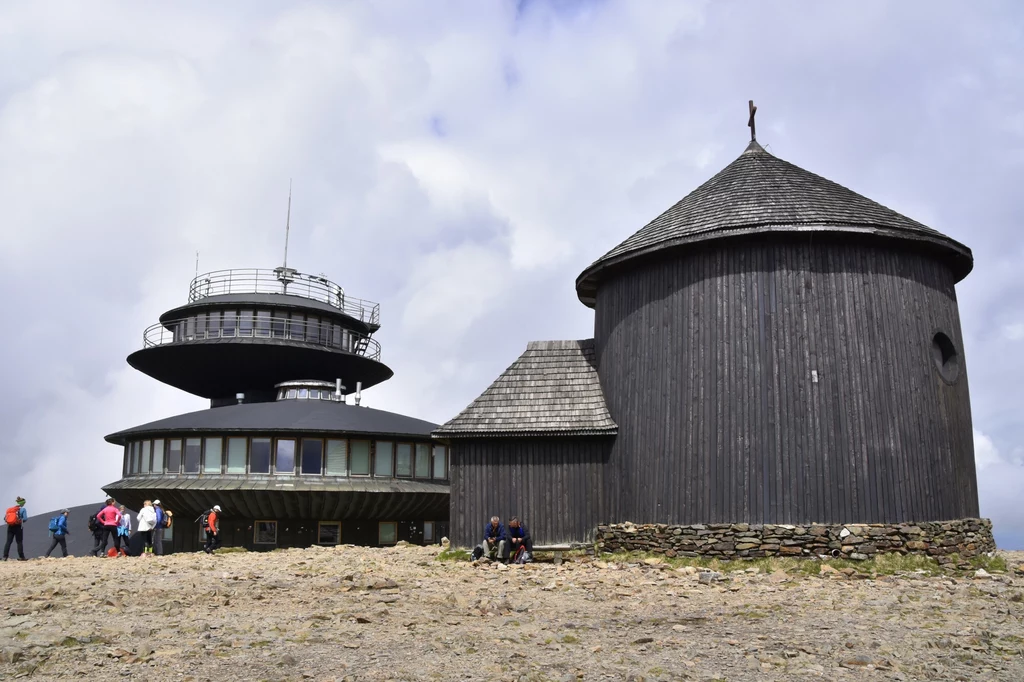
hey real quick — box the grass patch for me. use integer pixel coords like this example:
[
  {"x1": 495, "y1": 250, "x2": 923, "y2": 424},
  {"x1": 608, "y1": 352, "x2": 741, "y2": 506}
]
[
  {"x1": 436, "y1": 548, "x2": 472, "y2": 563},
  {"x1": 560, "y1": 634, "x2": 579, "y2": 644},
  {"x1": 215, "y1": 546, "x2": 249, "y2": 554},
  {"x1": 967, "y1": 554, "x2": 1007, "y2": 573}
]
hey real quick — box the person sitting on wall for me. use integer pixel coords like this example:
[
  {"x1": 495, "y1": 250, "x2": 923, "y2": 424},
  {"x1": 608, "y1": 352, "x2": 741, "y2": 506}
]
[
  {"x1": 506, "y1": 516, "x2": 533, "y2": 563},
  {"x1": 472, "y1": 516, "x2": 507, "y2": 562},
  {"x1": 91, "y1": 499, "x2": 123, "y2": 557},
  {"x1": 203, "y1": 505, "x2": 222, "y2": 554}
]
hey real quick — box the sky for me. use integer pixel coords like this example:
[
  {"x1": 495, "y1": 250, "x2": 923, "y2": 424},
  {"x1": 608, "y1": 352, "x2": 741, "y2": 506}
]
[{"x1": 0, "y1": 0, "x2": 1021, "y2": 547}]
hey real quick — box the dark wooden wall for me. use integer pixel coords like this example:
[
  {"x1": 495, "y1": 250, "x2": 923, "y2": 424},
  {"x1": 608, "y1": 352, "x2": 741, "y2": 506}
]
[
  {"x1": 594, "y1": 237, "x2": 978, "y2": 525},
  {"x1": 449, "y1": 438, "x2": 611, "y2": 547}
]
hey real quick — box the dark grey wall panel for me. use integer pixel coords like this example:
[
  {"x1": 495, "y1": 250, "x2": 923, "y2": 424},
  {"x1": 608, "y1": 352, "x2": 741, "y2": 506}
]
[
  {"x1": 594, "y1": 238, "x2": 977, "y2": 525},
  {"x1": 448, "y1": 438, "x2": 611, "y2": 547}
]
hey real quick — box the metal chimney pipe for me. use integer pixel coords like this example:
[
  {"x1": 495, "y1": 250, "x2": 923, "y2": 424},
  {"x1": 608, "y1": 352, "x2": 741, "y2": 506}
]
[{"x1": 355, "y1": 381, "x2": 362, "y2": 406}]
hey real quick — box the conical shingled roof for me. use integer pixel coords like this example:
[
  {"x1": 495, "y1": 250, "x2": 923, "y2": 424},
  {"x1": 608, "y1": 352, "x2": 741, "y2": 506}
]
[
  {"x1": 432, "y1": 339, "x2": 617, "y2": 438},
  {"x1": 576, "y1": 140, "x2": 972, "y2": 305}
]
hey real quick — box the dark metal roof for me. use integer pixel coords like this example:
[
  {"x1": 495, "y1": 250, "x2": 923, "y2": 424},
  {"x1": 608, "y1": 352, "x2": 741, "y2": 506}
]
[
  {"x1": 106, "y1": 400, "x2": 438, "y2": 444},
  {"x1": 160, "y1": 293, "x2": 377, "y2": 334},
  {"x1": 576, "y1": 140, "x2": 973, "y2": 305},
  {"x1": 433, "y1": 339, "x2": 618, "y2": 438}
]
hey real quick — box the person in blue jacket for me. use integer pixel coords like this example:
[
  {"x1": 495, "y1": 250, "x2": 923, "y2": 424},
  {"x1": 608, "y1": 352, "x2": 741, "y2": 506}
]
[
  {"x1": 506, "y1": 516, "x2": 532, "y2": 562},
  {"x1": 45, "y1": 510, "x2": 70, "y2": 558},
  {"x1": 473, "y1": 516, "x2": 507, "y2": 562}
]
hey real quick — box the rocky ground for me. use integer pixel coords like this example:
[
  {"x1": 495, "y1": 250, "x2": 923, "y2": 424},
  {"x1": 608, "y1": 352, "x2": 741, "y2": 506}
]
[{"x1": 1, "y1": 546, "x2": 1023, "y2": 681}]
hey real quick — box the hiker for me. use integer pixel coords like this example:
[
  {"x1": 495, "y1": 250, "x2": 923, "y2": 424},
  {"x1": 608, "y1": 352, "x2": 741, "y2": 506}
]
[
  {"x1": 45, "y1": 509, "x2": 70, "y2": 558},
  {"x1": 203, "y1": 505, "x2": 222, "y2": 554},
  {"x1": 472, "y1": 516, "x2": 507, "y2": 562},
  {"x1": 118, "y1": 505, "x2": 132, "y2": 537},
  {"x1": 91, "y1": 499, "x2": 122, "y2": 556},
  {"x1": 3, "y1": 496, "x2": 28, "y2": 561},
  {"x1": 88, "y1": 505, "x2": 105, "y2": 555},
  {"x1": 506, "y1": 516, "x2": 533, "y2": 563},
  {"x1": 136, "y1": 501, "x2": 157, "y2": 555},
  {"x1": 153, "y1": 500, "x2": 166, "y2": 555}
]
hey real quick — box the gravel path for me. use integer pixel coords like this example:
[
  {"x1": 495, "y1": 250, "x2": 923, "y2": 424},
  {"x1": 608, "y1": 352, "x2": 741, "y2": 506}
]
[{"x1": 1, "y1": 546, "x2": 1023, "y2": 680}]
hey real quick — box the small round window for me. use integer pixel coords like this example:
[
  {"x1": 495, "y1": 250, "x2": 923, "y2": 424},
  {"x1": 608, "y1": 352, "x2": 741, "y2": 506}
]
[{"x1": 931, "y1": 332, "x2": 959, "y2": 383}]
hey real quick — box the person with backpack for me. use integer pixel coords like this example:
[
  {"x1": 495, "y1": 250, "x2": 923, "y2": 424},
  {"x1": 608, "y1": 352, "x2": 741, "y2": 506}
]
[
  {"x1": 136, "y1": 501, "x2": 157, "y2": 555},
  {"x1": 45, "y1": 509, "x2": 70, "y2": 558},
  {"x1": 88, "y1": 505, "x2": 105, "y2": 555},
  {"x1": 152, "y1": 500, "x2": 166, "y2": 555},
  {"x1": 471, "y1": 516, "x2": 507, "y2": 562},
  {"x1": 91, "y1": 499, "x2": 122, "y2": 556},
  {"x1": 203, "y1": 505, "x2": 222, "y2": 554},
  {"x1": 506, "y1": 516, "x2": 533, "y2": 564},
  {"x1": 3, "y1": 496, "x2": 28, "y2": 561}
]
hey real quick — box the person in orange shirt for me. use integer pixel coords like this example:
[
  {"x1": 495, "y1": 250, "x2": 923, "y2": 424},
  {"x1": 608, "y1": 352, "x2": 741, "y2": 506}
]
[{"x1": 203, "y1": 505, "x2": 222, "y2": 554}]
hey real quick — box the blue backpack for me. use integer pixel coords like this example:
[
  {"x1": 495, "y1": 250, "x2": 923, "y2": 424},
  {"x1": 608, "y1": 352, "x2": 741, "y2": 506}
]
[{"x1": 48, "y1": 517, "x2": 61, "y2": 534}]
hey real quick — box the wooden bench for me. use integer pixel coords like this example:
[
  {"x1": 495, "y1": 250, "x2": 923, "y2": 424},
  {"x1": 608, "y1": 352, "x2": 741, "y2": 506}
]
[{"x1": 532, "y1": 543, "x2": 573, "y2": 565}]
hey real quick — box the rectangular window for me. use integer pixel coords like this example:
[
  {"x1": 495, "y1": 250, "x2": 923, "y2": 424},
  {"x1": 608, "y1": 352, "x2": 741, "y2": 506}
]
[
  {"x1": 184, "y1": 438, "x2": 202, "y2": 473},
  {"x1": 185, "y1": 316, "x2": 195, "y2": 340},
  {"x1": 325, "y1": 439, "x2": 348, "y2": 476},
  {"x1": 275, "y1": 439, "x2": 296, "y2": 475},
  {"x1": 415, "y1": 443, "x2": 431, "y2": 478},
  {"x1": 207, "y1": 311, "x2": 221, "y2": 338},
  {"x1": 395, "y1": 443, "x2": 412, "y2": 477},
  {"x1": 152, "y1": 439, "x2": 164, "y2": 473},
  {"x1": 167, "y1": 439, "x2": 182, "y2": 473},
  {"x1": 432, "y1": 445, "x2": 447, "y2": 479},
  {"x1": 301, "y1": 439, "x2": 323, "y2": 475},
  {"x1": 256, "y1": 310, "x2": 271, "y2": 337},
  {"x1": 308, "y1": 317, "x2": 320, "y2": 345},
  {"x1": 271, "y1": 314, "x2": 285, "y2": 338},
  {"x1": 221, "y1": 310, "x2": 237, "y2": 337},
  {"x1": 129, "y1": 442, "x2": 138, "y2": 473},
  {"x1": 350, "y1": 440, "x2": 370, "y2": 475},
  {"x1": 332, "y1": 324, "x2": 342, "y2": 349},
  {"x1": 140, "y1": 440, "x2": 151, "y2": 474},
  {"x1": 195, "y1": 313, "x2": 207, "y2": 338},
  {"x1": 424, "y1": 521, "x2": 434, "y2": 543},
  {"x1": 125, "y1": 443, "x2": 133, "y2": 474},
  {"x1": 374, "y1": 441, "x2": 394, "y2": 477},
  {"x1": 318, "y1": 521, "x2": 341, "y2": 545},
  {"x1": 239, "y1": 309, "x2": 254, "y2": 336},
  {"x1": 203, "y1": 437, "x2": 222, "y2": 474},
  {"x1": 378, "y1": 521, "x2": 397, "y2": 546},
  {"x1": 319, "y1": 320, "x2": 330, "y2": 346},
  {"x1": 289, "y1": 312, "x2": 304, "y2": 341},
  {"x1": 226, "y1": 437, "x2": 246, "y2": 474},
  {"x1": 254, "y1": 520, "x2": 277, "y2": 545},
  {"x1": 250, "y1": 438, "x2": 271, "y2": 474}
]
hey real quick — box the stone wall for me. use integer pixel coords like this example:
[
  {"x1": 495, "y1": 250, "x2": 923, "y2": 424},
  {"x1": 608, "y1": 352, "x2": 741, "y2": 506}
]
[{"x1": 596, "y1": 519, "x2": 994, "y2": 561}]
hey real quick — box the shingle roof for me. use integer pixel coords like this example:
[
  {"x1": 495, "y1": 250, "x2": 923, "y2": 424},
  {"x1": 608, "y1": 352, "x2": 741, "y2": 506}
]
[
  {"x1": 106, "y1": 400, "x2": 437, "y2": 444},
  {"x1": 433, "y1": 339, "x2": 617, "y2": 438},
  {"x1": 576, "y1": 140, "x2": 973, "y2": 305}
]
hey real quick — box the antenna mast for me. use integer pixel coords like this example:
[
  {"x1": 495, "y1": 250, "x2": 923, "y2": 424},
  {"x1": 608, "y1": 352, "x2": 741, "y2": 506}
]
[
  {"x1": 195, "y1": 251, "x2": 200, "y2": 279},
  {"x1": 283, "y1": 179, "x2": 292, "y2": 269}
]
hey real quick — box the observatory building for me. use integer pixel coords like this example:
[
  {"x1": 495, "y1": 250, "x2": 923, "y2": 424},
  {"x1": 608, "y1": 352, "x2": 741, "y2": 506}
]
[
  {"x1": 104, "y1": 266, "x2": 450, "y2": 552},
  {"x1": 437, "y1": 110, "x2": 986, "y2": 555}
]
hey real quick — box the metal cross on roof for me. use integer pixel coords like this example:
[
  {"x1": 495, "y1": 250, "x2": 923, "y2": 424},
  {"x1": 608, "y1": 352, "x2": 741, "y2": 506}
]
[{"x1": 748, "y1": 100, "x2": 757, "y2": 142}]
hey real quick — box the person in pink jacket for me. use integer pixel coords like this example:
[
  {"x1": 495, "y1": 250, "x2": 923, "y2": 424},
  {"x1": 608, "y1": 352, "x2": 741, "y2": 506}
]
[{"x1": 90, "y1": 499, "x2": 123, "y2": 557}]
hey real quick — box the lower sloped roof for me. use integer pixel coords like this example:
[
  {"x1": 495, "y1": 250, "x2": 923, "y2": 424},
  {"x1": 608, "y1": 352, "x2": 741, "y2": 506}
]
[{"x1": 433, "y1": 339, "x2": 617, "y2": 438}]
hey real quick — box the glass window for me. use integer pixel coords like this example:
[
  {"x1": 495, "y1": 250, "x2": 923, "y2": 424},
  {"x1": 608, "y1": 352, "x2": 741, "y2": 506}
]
[
  {"x1": 433, "y1": 445, "x2": 447, "y2": 479},
  {"x1": 152, "y1": 439, "x2": 164, "y2": 473},
  {"x1": 275, "y1": 439, "x2": 296, "y2": 475},
  {"x1": 333, "y1": 324, "x2": 342, "y2": 349},
  {"x1": 226, "y1": 437, "x2": 246, "y2": 474},
  {"x1": 140, "y1": 440, "x2": 151, "y2": 474},
  {"x1": 308, "y1": 317, "x2": 320, "y2": 345},
  {"x1": 301, "y1": 439, "x2": 323, "y2": 475},
  {"x1": 185, "y1": 316, "x2": 195, "y2": 340},
  {"x1": 167, "y1": 439, "x2": 182, "y2": 473},
  {"x1": 239, "y1": 309, "x2": 254, "y2": 336},
  {"x1": 222, "y1": 310, "x2": 237, "y2": 337},
  {"x1": 350, "y1": 440, "x2": 370, "y2": 475},
  {"x1": 128, "y1": 442, "x2": 138, "y2": 473},
  {"x1": 325, "y1": 439, "x2": 348, "y2": 476},
  {"x1": 207, "y1": 311, "x2": 221, "y2": 338},
  {"x1": 125, "y1": 443, "x2": 133, "y2": 475},
  {"x1": 374, "y1": 441, "x2": 394, "y2": 477},
  {"x1": 271, "y1": 314, "x2": 285, "y2": 338},
  {"x1": 395, "y1": 443, "x2": 412, "y2": 477},
  {"x1": 319, "y1": 320, "x2": 330, "y2": 346},
  {"x1": 184, "y1": 438, "x2": 201, "y2": 473},
  {"x1": 195, "y1": 313, "x2": 207, "y2": 338},
  {"x1": 309, "y1": 390, "x2": 319, "y2": 400},
  {"x1": 286, "y1": 389, "x2": 297, "y2": 399},
  {"x1": 256, "y1": 310, "x2": 271, "y2": 337},
  {"x1": 424, "y1": 521, "x2": 434, "y2": 543},
  {"x1": 203, "y1": 437, "x2": 222, "y2": 474},
  {"x1": 298, "y1": 388, "x2": 308, "y2": 399},
  {"x1": 378, "y1": 522, "x2": 397, "y2": 546},
  {"x1": 289, "y1": 313, "x2": 304, "y2": 341},
  {"x1": 415, "y1": 443, "x2": 431, "y2": 478},
  {"x1": 254, "y1": 520, "x2": 277, "y2": 545},
  {"x1": 250, "y1": 438, "x2": 271, "y2": 474},
  {"x1": 318, "y1": 522, "x2": 341, "y2": 545}
]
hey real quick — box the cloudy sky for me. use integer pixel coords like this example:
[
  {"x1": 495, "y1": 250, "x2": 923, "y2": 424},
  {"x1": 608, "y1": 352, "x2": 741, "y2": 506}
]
[{"x1": 1, "y1": 1, "x2": 1021, "y2": 547}]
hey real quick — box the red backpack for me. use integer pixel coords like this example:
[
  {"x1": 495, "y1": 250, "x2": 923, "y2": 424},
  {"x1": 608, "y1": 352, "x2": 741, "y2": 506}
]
[{"x1": 4, "y1": 506, "x2": 20, "y2": 525}]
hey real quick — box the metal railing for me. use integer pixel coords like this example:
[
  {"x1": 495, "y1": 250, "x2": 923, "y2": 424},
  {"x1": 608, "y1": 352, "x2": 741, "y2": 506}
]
[
  {"x1": 188, "y1": 268, "x2": 380, "y2": 326},
  {"x1": 142, "y1": 315, "x2": 382, "y2": 361}
]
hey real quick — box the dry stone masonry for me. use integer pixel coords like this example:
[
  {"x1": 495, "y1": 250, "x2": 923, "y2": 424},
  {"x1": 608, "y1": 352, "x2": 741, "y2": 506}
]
[{"x1": 596, "y1": 519, "x2": 994, "y2": 561}]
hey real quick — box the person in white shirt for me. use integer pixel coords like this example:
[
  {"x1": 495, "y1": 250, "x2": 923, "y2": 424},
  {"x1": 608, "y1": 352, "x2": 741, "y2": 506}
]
[{"x1": 136, "y1": 501, "x2": 158, "y2": 555}]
